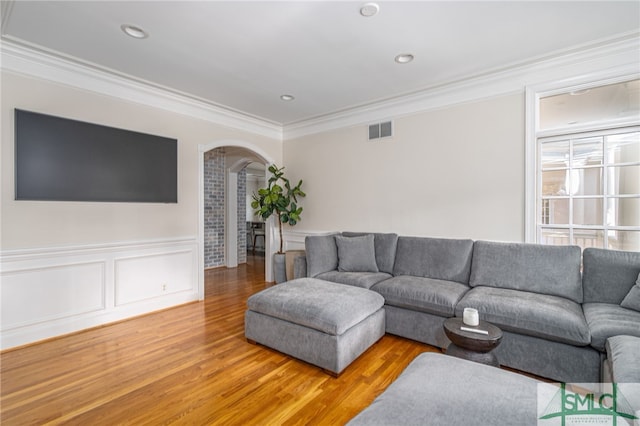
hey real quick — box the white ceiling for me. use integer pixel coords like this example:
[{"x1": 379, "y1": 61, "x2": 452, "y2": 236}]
[{"x1": 2, "y1": 1, "x2": 639, "y2": 126}]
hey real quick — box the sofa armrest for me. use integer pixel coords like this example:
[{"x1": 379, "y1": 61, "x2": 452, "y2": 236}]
[
  {"x1": 294, "y1": 253, "x2": 307, "y2": 279},
  {"x1": 605, "y1": 335, "x2": 640, "y2": 383},
  {"x1": 605, "y1": 335, "x2": 640, "y2": 414}
]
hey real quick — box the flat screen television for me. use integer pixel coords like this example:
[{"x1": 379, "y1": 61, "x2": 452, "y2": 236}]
[{"x1": 15, "y1": 109, "x2": 178, "y2": 203}]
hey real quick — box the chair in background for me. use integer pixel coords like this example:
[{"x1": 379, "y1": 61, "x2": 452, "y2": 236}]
[{"x1": 252, "y1": 225, "x2": 265, "y2": 255}]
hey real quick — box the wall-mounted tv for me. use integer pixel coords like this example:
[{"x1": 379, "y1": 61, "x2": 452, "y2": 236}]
[{"x1": 15, "y1": 109, "x2": 178, "y2": 203}]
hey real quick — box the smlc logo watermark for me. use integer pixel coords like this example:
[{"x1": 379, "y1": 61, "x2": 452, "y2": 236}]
[{"x1": 538, "y1": 383, "x2": 639, "y2": 426}]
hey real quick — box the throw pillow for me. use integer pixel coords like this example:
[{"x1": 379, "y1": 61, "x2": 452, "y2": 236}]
[
  {"x1": 305, "y1": 234, "x2": 339, "y2": 277},
  {"x1": 620, "y1": 272, "x2": 640, "y2": 312},
  {"x1": 335, "y1": 234, "x2": 379, "y2": 273}
]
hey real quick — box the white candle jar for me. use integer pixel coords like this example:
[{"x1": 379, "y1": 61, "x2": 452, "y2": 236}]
[{"x1": 463, "y1": 307, "x2": 479, "y2": 326}]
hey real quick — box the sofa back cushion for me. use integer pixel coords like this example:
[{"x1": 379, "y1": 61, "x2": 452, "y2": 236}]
[
  {"x1": 470, "y1": 241, "x2": 582, "y2": 303},
  {"x1": 335, "y1": 234, "x2": 379, "y2": 273},
  {"x1": 392, "y1": 236, "x2": 474, "y2": 284},
  {"x1": 305, "y1": 234, "x2": 338, "y2": 277},
  {"x1": 582, "y1": 248, "x2": 640, "y2": 304},
  {"x1": 342, "y1": 232, "x2": 398, "y2": 274}
]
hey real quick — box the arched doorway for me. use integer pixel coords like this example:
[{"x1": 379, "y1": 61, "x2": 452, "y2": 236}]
[{"x1": 197, "y1": 140, "x2": 276, "y2": 299}]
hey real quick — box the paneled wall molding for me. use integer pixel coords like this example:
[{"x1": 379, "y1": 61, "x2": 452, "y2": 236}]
[
  {"x1": 0, "y1": 236, "x2": 197, "y2": 261},
  {"x1": 2, "y1": 261, "x2": 106, "y2": 329},
  {"x1": 0, "y1": 237, "x2": 198, "y2": 350}
]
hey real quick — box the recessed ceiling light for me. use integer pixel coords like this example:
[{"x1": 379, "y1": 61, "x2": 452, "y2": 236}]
[
  {"x1": 360, "y1": 2, "x2": 380, "y2": 17},
  {"x1": 395, "y1": 53, "x2": 414, "y2": 64},
  {"x1": 280, "y1": 94, "x2": 295, "y2": 101},
  {"x1": 121, "y1": 24, "x2": 148, "y2": 39}
]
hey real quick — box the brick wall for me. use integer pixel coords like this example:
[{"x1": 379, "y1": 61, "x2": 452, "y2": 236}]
[
  {"x1": 204, "y1": 149, "x2": 251, "y2": 268},
  {"x1": 204, "y1": 148, "x2": 225, "y2": 268},
  {"x1": 237, "y1": 168, "x2": 247, "y2": 264}
]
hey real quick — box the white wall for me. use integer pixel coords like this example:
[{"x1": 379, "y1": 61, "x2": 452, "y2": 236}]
[
  {"x1": 0, "y1": 71, "x2": 281, "y2": 349},
  {"x1": 283, "y1": 94, "x2": 525, "y2": 242},
  {"x1": 1, "y1": 72, "x2": 281, "y2": 250}
]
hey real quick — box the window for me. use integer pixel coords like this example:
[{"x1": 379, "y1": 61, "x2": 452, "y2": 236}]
[
  {"x1": 528, "y1": 77, "x2": 640, "y2": 252},
  {"x1": 537, "y1": 129, "x2": 639, "y2": 250}
]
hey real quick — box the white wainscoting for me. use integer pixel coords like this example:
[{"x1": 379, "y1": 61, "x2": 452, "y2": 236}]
[
  {"x1": 115, "y1": 250, "x2": 195, "y2": 306},
  {"x1": 0, "y1": 237, "x2": 198, "y2": 350},
  {"x1": 282, "y1": 230, "x2": 333, "y2": 252}
]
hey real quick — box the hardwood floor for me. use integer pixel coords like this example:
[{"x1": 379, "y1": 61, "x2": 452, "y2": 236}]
[{"x1": 1, "y1": 255, "x2": 437, "y2": 425}]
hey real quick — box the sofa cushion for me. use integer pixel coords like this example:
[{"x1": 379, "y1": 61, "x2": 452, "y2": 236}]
[
  {"x1": 316, "y1": 271, "x2": 392, "y2": 289},
  {"x1": 305, "y1": 234, "x2": 338, "y2": 277},
  {"x1": 582, "y1": 248, "x2": 640, "y2": 304},
  {"x1": 470, "y1": 241, "x2": 583, "y2": 303},
  {"x1": 347, "y1": 353, "x2": 550, "y2": 426},
  {"x1": 583, "y1": 303, "x2": 640, "y2": 351},
  {"x1": 606, "y1": 335, "x2": 640, "y2": 383},
  {"x1": 456, "y1": 286, "x2": 591, "y2": 346},
  {"x1": 620, "y1": 273, "x2": 640, "y2": 312},
  {"x1": 335, "y1": 234, "x2": 379, "y2": 273},
  {"x1": 392, "y1": 236, "x2": 474, "y2": 284},
  {"x1": 342, "y1": 232, "x2": 398, "y2": 274},
  {"x1": 371, "y1": 275, "x2": 470, "y2": 317},
  {"x1": 246, "y1": 278, "x2": 384, "y2": 336}
]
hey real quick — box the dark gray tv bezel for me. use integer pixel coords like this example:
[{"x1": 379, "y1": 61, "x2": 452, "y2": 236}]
[{"x1": 14, "y1": 109, "x2": 178, "y2": 203}]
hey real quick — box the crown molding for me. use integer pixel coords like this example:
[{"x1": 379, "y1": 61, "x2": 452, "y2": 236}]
[
  {"x1": 2, "y1": 32, "x2": 638, "y2": 143},
  {"x1": 0, "y1": 38, "x2": 283, "y2": 140},
  {"x1": 283, "y1": 32, "x2": 640, "y2": 140}
]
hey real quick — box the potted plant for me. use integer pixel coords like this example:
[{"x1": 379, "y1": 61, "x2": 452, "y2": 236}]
[{"x1": 251, "y1": 164, "x2": 306, "y2": 282}]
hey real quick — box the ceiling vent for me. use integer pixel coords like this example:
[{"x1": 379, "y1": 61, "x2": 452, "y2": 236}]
[{"x1": 368, "y1": 121, "x2": 393, "y2": 140}]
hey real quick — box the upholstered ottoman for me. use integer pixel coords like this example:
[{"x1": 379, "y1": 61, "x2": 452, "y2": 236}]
[
  {"x1": 245, "y1": 277, "x2": 385, "y2": 375},
  {"x1": 347, "y1": 353, "x2": 557, "y2": 426}
]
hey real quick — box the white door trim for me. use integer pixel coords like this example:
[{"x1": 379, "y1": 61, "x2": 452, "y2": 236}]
[{"x1": 198, "y1": 140, "x2": 276, "y2": 299}]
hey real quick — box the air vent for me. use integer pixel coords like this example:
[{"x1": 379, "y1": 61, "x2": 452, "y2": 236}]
[{"x1": 368, "y1": 121, "x2": 393, "y2": 140}]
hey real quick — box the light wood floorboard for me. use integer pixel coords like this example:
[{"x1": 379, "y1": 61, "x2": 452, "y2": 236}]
[{"x1": 1, "y1": 255, "x2": 438, "y2": 425}]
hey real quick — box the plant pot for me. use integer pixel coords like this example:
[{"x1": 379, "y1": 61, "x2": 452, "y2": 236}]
[{"x1": 273, "y1": 253, "x2": 287, "y2": 284}]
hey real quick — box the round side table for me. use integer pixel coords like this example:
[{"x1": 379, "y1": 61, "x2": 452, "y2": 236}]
[{"x1": 443, "y1": 317, "x2": 503, "y2": 367}]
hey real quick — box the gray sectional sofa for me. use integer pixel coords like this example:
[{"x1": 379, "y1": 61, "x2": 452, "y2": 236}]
[{"x1": 293, "y1": 232, "x2": 640, "y2": 383}]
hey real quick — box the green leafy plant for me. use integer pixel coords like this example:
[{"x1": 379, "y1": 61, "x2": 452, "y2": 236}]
[{"x1": 251, "y1": 164, "x2": 306, "y2": 254}]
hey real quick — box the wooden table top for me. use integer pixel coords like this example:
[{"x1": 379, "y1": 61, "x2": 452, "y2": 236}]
[{"x1": 443, "y1": 317, "x2": 503, "y2": 352}]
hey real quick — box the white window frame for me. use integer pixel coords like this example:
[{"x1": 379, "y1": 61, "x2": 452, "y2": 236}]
[{"x1": 525, "y1": 70, "x2": 640, "y2": 244}]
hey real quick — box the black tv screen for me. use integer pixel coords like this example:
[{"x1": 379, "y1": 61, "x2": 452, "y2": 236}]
[{"x1": 15, "y1": 109, "x2": 178, "y2": 203}]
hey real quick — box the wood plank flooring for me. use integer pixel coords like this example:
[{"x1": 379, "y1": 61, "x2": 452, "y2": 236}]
[{"x1": 1, "y1": 255, "x2": 438, "y2": 425}]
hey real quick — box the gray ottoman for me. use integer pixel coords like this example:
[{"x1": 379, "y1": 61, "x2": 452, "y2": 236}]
[
  {"x1": 348, "y1": 353, "x2": 556, "y2": 426},
  {"x1": 245, "y1": 277, "x2": 385, "y2": 375}
]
